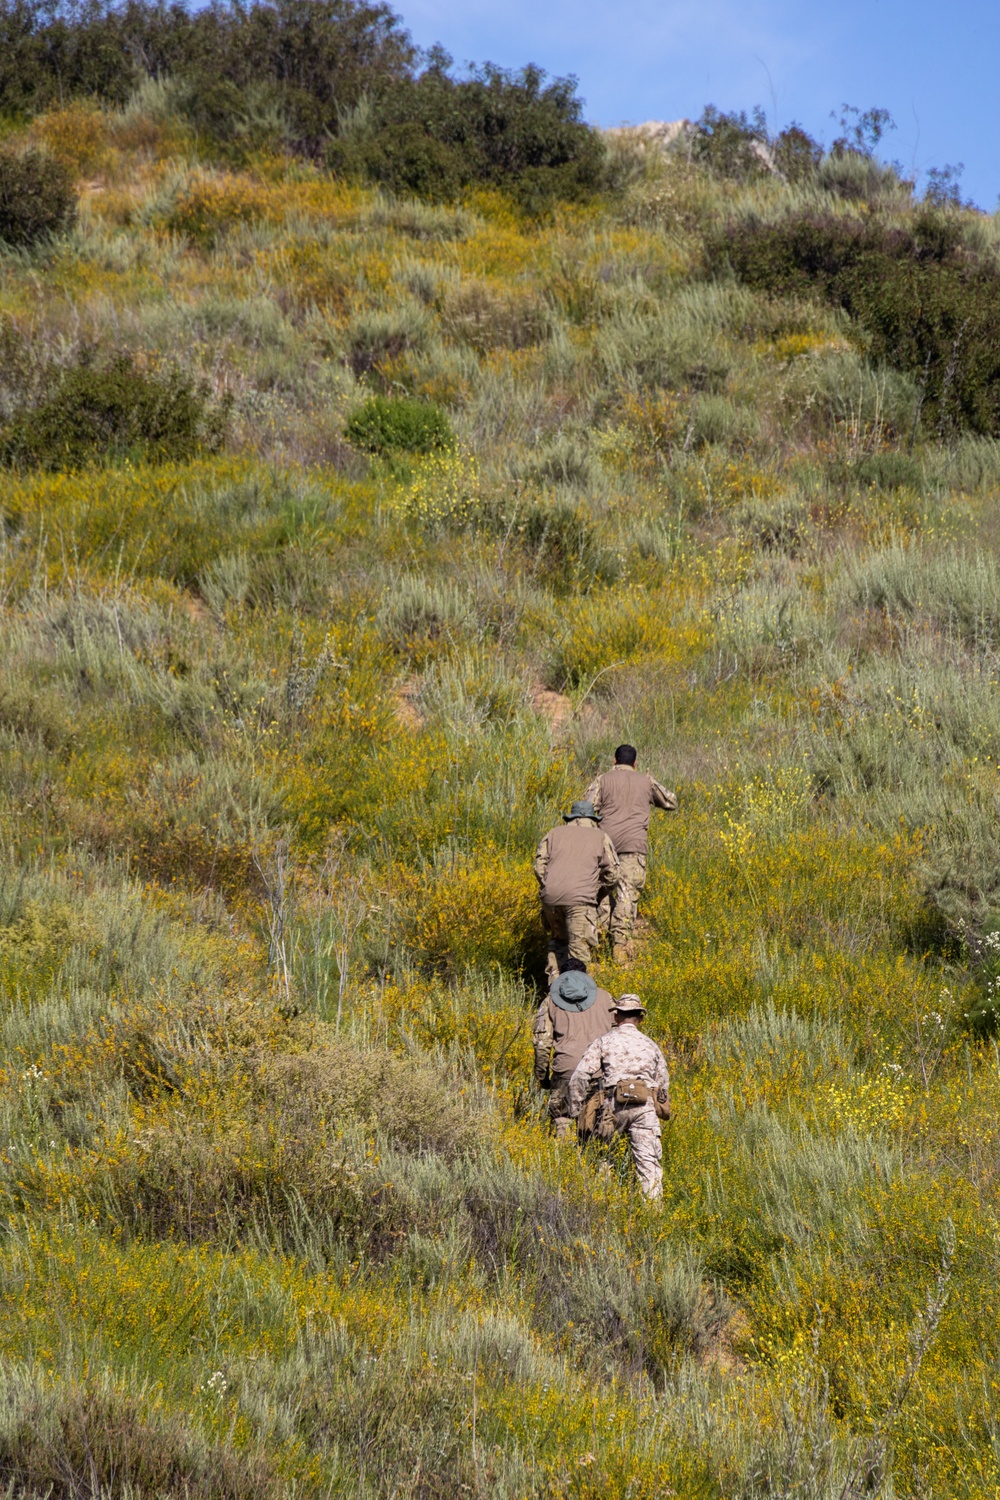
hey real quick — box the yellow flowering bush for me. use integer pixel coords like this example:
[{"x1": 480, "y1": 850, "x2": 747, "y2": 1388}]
[
  {"x1": 393, "y1": 851, "x2": 542, "y2": 977},
  {"x1": 32, "y1": 102, "x2": 110, "y2": 178},
  {"x1": 163, "y1": 170, "x2": 271, "y2": 245},
  {"x1": 390, "y1": 448, "x2": 480, "y2": 528}
]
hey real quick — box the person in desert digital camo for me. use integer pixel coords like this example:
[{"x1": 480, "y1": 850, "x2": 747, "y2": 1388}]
[{"x1": 569, "y1": 992, "x2": 671, "y2": 1200}]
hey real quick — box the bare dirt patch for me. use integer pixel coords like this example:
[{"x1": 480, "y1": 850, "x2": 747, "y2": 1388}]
[
  {"x1": 394, "y1": 677, "x2": 423, "y2": 731},
  {"x1": 531, "y1": 684, "x2": 573, "y2": 735}
]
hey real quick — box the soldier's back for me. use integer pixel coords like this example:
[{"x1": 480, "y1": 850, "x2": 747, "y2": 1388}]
[
  {"x1": 598, "y1": 1027, "x2": 665, "y2": 1087},
  {"x1": 594, "y1": 768, "x2": 656, "y2": 855},
  {"x1": 540, "y1": 822, "x2": 607, "y2": 906}
]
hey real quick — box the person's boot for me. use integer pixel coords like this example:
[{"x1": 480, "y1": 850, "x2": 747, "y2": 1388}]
[{"x1": 612, "y1": 940, "x2": 632, "y2": 966}]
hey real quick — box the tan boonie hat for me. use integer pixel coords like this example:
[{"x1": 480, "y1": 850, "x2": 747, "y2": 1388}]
[{"x1": 614, "y1": 992, "x2": 646, "y2": 1015}]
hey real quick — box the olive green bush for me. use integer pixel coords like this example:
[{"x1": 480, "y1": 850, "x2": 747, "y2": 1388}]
[
  {"x1": 345, "y1": 394, "x2": 453, "y2": 454},
  {"x1": 0, "y1": 144, "x2": 75, "y2": 248},
  {"x1": 0, "y1": 0, "x2": 415, "y2": 122},
  {"x1": 0, "y1": 355, "x2": 227, "y2": 471},
  {"x1": 713, "y1": 210, "x2": 1000, "y2": 435},
  {"x1": 325, "y1": 62, "x2": 606, "y2": 211}
]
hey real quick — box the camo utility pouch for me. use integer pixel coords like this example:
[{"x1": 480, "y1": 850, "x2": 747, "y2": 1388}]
[
  {"x1": 576, "y1": 1089, "x2": 602, "y2": 1142},
  {"x1": 653, "y1": 1088, "x2": 672, "y2": 1121},
  {"x1": 614, "y1": 1078, "x2": 650, "y2": 1107},
  {"x1": 594, "y1": 1094, "x2": 617, "y2": 1144}
]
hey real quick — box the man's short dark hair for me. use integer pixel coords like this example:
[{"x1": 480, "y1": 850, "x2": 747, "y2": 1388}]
[
  {"x1": 614, "y1": 744, "x2": 637, "y2": 766},
  {"x1": 560, "y1": 956, "x2": 588, "y2": 973}
]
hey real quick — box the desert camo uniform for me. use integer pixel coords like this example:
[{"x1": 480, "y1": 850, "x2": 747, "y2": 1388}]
[
  {"x1": 585, "y1": 765, "x2": 677, "y2": 955},
  {"x1": 533, "y1": 801, "x2": 620, "y2": 983},
  {"x1": 569, "y1": 1020, "x2": 670, "y2": 1199}
]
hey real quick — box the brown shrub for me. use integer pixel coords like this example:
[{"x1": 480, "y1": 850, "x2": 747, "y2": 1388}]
[
  {"x1": 440, "y1": 278, "x2": 549, "y2": 352},
  {"x1": 0, "y1": 1369, "x2": 275, "y2": 1499}
]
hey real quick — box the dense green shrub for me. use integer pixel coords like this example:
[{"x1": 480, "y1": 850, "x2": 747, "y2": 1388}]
[
  {"x1": 345, "y1": 394, "x2": 453, "y2": 454},
  {"x1": 0, "y1": 1, "x2": 603, "y2": 207},
  {"x1": 171, "y1": 75, "x2": 294, "y2": 161},
  {"x1": 689, "y1": 106, "x2": 823, "y2": 187},
  {"x1": 0, "y1": 0, "x2": 414, "y2": 124},
  {"x1": 325, "y1": 61, "x2": 606, "y2": 211},
  {"x1": 0, "y1": 143, "x2": 75, "y2": 248},
  {"x1": 329, "y1": 118, "x2": 466, "y2": 201},
  {"x1": 713, "y1": 212, "x2": 1000, "y2": 435},
  {"x1": 689, "y1": 105, "x2": 772, "y2": 184},
  {"x1": 0, "y1": 355, "x2": 228, "y2": 470},
  {"x1": 772, "y1": 124, "x2": 823, "y2": 184},
  {"x1": 850, "y1": 450, "x2": 922, "y2": 491}
]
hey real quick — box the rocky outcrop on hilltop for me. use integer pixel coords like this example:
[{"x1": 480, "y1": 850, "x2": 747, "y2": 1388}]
[{"x1": 606, "y1": 118, "x2": 778, "y2": 173}]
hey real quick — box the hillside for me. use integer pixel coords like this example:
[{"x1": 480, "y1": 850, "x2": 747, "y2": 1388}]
[{"x1": 2, "y1": 41, "x2": 1000, "y2": 1499}]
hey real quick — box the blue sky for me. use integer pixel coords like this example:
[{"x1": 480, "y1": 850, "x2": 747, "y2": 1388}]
[{"x1": 398, "y1": 0, "x2": 999, "y2": 210}]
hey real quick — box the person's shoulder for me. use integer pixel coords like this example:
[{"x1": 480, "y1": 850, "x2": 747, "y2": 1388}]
[{"x1": 576, "y1": 1033, "x2": 604, "y2": 1066}]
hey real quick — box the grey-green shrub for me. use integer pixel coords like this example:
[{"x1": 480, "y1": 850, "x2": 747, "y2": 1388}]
[
  {"x1": 690, "y1": 394, "x2": 759, "y2": 448},
  {"x1": 841, "y1": 540, "x2": 1000, "y2": 645}
]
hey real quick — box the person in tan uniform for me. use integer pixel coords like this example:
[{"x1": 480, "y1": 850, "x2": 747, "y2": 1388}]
[
  {"x1": 534, "y1": 800, "x2": 620, "y2": 983},
  {"x1": 586, "y1": 744, "x2": 677, "y2": 964},
  {"x1": 569, "y1": 993, "x2": 671, "y2": 1199},
  {"x1": 533, "y1": 958, "x2": 616, "y2": 1139}
]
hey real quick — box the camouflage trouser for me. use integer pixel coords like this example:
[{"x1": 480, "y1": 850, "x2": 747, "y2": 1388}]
[
  {"x1": 547, "y1": 1072, "x2": 574, "y2": 1138},
  {"x1": 541, "y1": 902, "x2": 598, "y2": 983},
  {"x1": 597, "y1": 853, "x2": 647, "y2": 945},
  {"x1": 616, "y1": 1100, "x2": 663, "y2": 1199}
]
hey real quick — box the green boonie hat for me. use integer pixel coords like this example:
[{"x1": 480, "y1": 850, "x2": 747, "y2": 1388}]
[
  {"x1": 564, "y1": 800, "x2": 600, "y2": 822},
  {"x1": 614, "y1": 992, "x2": 646, "y2": 1015},
  {"x1": 550, "y1": 971, "x2": 598, "y2": 1012}
]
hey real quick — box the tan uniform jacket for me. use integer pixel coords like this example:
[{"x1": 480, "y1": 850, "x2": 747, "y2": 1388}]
[
  {"x1": 533, "y1": 820, "x2": 620, "y2": 907},
  {"x1": 569, "y1": 1026, "x2": 670, "y2": 1116},
  {"x1": 532, "y1": 987, "x2": 616, "y2": 1084},
  {"x1": 585, "y1": 765, "x2": 677, "y2": 856}
]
